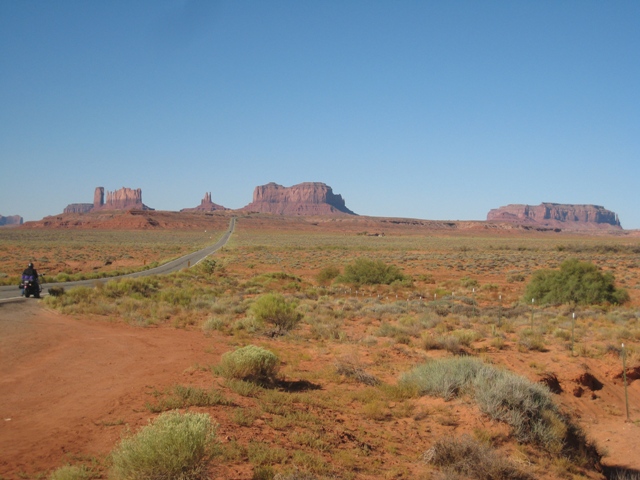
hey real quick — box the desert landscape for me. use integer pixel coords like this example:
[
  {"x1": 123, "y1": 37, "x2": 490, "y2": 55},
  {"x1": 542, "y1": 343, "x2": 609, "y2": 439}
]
[{"x1": 1, "y1": 206, "x2": 639, "y2": 480}]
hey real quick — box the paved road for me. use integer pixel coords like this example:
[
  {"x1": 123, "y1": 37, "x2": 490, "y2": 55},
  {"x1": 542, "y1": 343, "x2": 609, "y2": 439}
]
[{"x1": 0, "y1": 217, "x2": 236, "y2": 302}]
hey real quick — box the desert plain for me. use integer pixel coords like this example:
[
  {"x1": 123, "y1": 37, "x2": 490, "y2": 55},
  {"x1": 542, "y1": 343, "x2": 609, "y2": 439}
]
[{"x1": 1, "y1": 210, "x2": 639, "y2": 480}]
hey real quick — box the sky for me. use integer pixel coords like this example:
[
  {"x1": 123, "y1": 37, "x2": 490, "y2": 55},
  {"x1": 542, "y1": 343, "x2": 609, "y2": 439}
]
[{"x1": 1, "y1": 1, "x2": 639, "y2": 228}]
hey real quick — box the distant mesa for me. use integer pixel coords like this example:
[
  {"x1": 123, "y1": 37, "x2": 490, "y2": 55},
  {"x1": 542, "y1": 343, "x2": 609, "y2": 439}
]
[
  {"x1": 64, "y1": 187, "x2": 153, "y2": 214},
  {"x1": 0, "y1": 214, "x2": 23, "y2": 226},
  {"x1": 242, "y1": 182, "x2": 356, "y2": 215},
  {"x1": 181, "y1": 192, "x2": 228, "y2": 212},
  {"x1": 487, "y1": 203, "x2": 621, "y2": 230}
]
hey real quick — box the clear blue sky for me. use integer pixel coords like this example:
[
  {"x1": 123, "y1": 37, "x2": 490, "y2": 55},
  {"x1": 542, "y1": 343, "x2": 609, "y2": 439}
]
[{"x1": 1, "y1": 1, "x2": 639, "y2": 228}]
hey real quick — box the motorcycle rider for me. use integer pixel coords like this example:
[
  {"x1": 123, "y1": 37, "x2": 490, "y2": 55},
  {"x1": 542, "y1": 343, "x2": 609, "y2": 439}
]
[{"x1": 21, "y1": 262, "x2": 40, "y2": 298}]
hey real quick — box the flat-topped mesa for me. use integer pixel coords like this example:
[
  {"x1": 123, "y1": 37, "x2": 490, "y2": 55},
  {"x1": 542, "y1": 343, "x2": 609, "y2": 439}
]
[
  {"x1": 242, "y1": 182, "x2": 356, "y2": 215},
  {"x1": 63, "y1": 204, "x2": 93, "y2": 214},
  {"x1": 487, "y1": 203, "x2": 622, "y2": 229},
  {"x1": 0, "y1": 214, "x2": 23, "y2": 226},
  {"x1": 181, "y1": 192, "x2": 228, "y2": 212},
  {"x1": 95, "y1": 186, "x2": 153, "y2": 211}
]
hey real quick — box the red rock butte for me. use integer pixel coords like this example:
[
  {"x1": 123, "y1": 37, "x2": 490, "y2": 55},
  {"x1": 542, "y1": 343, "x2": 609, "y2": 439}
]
[
  {"x1": 64, "y1": 187, "x2": 153, "y2": 214},
  {"x1": 487, "y1": 203, "x2": 621, "y2": 230},
  {"x1": 180, "y1": 192, "x2": 228, "y2": 212},
  {"x1": 242, "y1": 182, "x2": 356, "y2": 215}
]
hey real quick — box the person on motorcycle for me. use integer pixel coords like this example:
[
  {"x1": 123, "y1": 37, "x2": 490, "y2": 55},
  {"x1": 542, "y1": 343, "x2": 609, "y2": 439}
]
[{"x1": 21, "y1": 262, "x2": 40, "y2": 298}]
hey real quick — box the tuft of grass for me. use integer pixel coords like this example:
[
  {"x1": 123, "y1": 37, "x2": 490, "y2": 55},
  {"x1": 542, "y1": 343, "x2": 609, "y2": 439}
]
[
  {"x1": 110, "y1": 411, "x2": 216, "y2": 480},
  {"x1": 334, "y1": 360, "x2": 381, "y2": 386},
  {"x1": 225, "y1": 378, "x2": 266, "y2": 397},
  {"x1": 49, "y1": 465, "x2": 91, "y2": 480},
  {"x1": 422, "y1": 435, "x2": 532, "y2": 480},
  {"x1": 145, "y1": 385, "x2": 231, "y2": 413},
  {"x1": 247, "y1": 441, "x2": 288, "y2": 466}
]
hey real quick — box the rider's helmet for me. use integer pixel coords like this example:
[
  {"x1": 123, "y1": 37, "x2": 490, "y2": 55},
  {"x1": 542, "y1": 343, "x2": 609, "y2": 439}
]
[{"x1": 28, "y1": 262, "x2": 33, "y2": 268}]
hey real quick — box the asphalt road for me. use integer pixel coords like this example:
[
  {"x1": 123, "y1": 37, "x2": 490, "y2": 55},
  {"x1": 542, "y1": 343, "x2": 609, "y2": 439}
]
[{"x1": 0, "y1": 217, "x2": 235, "y2": 302}]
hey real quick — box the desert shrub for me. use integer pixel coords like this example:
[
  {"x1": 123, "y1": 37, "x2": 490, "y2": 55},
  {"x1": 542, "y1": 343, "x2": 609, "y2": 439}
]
[
  {"x1": 460, "y1": 276, "x2": 479, "y2": 288},
  {"x1": 420, "y1": 333, "x2": 468, "y2": 355},
  {"x1": 524, "y1": 258, "x2": 629, "y2": 305},
  {"x1": 422, "y1": 435, "x2": 532, "y2": 480},
  {"x1": 517, "y1": 330, "x2": 548, "y2": 352},
  {"x1": 250, "y1": 293, "x2": 302, "y2": 333},
  {"x1": 199, "y1": 259, "x2": 217, "y2": 275},
  {"x1": 315, "y1": 265, "x2": 340, "y2": 285},
  {"x1": 216, "y1": 345, "x2": 280, "y2": 383},
  {"x1": 47, "y1": 286, "x2": 65, "y2": 297},
  {"x1": 334, "y1": 360, "x2": 381, "y2": 386},
  {"x1": 400, "y1": 357, "x2": 483, "y2": 400},
  {"x1": 202, "y1": 316, "x2": 227, "y2": 333},
  {"x1": 400, "y1": 358, "x2": 600, "y2": 464},
  {"x1": 49, "y1": 465, "x2": 91, "y2": 480},
  {"x1": 336, "y1": 258, "x2": 408, "y2": 286},
  {"x1": 110, "y1": 410, "x2": 216, "y2": 480},
  {"x1": 104, "y1": 277, "x2": 159, "y2": 299}
]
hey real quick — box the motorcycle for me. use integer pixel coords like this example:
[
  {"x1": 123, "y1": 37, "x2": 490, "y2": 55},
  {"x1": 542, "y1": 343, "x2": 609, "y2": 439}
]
[{"x1": 21, "y1": 274, "x2": 43, "y2": 298}]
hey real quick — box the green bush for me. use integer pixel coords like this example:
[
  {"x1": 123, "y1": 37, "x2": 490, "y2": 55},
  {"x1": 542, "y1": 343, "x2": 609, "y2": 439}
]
[
  {"x1": 336, "y1": 258, "x2": 408, "y2": 286},
  {"x1": 250, "y1": 293, "x2": 302, "y2": 333},
  {"x1": 524, "y1": 258, "x2": 629, "y2": 305},
  {"x1": 216, "y1": 345, "x2": 280, "y2": 383},
  {"x1": 110, "y1": 411, "x2": 216, "y2": 480}
]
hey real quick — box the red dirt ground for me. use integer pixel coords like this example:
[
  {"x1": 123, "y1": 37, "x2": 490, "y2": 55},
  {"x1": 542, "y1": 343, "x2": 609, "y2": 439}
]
[
  {"x1": 0, "y1": 300, "x2": 229, "y2": 478},
  {"x1": 1, "y1": 300, "x2": 639, "y2": 479}
]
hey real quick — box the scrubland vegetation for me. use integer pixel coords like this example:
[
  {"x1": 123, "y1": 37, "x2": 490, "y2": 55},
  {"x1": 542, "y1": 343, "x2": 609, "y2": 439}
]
[
  {"x1": 4, "y1": 218, "x2": 640, "y2": 479},
  {"x1": 0, "y1": 229, "x2": 217, "y2": 285}
]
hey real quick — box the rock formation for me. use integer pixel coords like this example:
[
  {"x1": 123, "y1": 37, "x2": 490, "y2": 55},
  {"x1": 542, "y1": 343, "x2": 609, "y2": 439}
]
[
  {"x1": 63, "y1": 186, "x2": 153, "y2": 214},
  {"x1": 242, "y1": 182, "x2": 356, "y2": 215},
  {"x1": 487, "y1": 203, "x2": 621, "y2": 229},
  {"x1": 94, "y1": 187, "x2": 104, "y2": 207},
  {"x1": 180, "y1": 192, "x2": 228, "y2": 212},
  {"x1": 0, "y1": 214, "x2": 23, "y2": 226},
  {"x1": 63, "y1": 204, "x2": 94, "y2": 214},
  {"x1": 100, "y1": 187, "x2": 149, "y2": 210}
]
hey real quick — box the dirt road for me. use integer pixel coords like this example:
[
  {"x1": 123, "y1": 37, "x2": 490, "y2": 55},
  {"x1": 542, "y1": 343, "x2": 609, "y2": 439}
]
[{"x1": 0, "y1": 300, "x2": 224, "y2": 478}]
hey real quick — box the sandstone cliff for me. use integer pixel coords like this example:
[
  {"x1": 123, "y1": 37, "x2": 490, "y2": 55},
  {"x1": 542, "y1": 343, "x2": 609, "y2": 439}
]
[
  {"x1": 487, "y1": 203, "x2": 621, "y2": 230},
  {"x1": 242, "y1": 182, "x2": 356, "y2": 215},
  {"x1": 181, "y1": 192, "x2": 228, "y2": 212},
  {"x1": 98, "y1": 187, "x2": 151, "y2": 211},
  {"x1": 0, "y1": 214, "x2": 23, "y2": 226}
]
